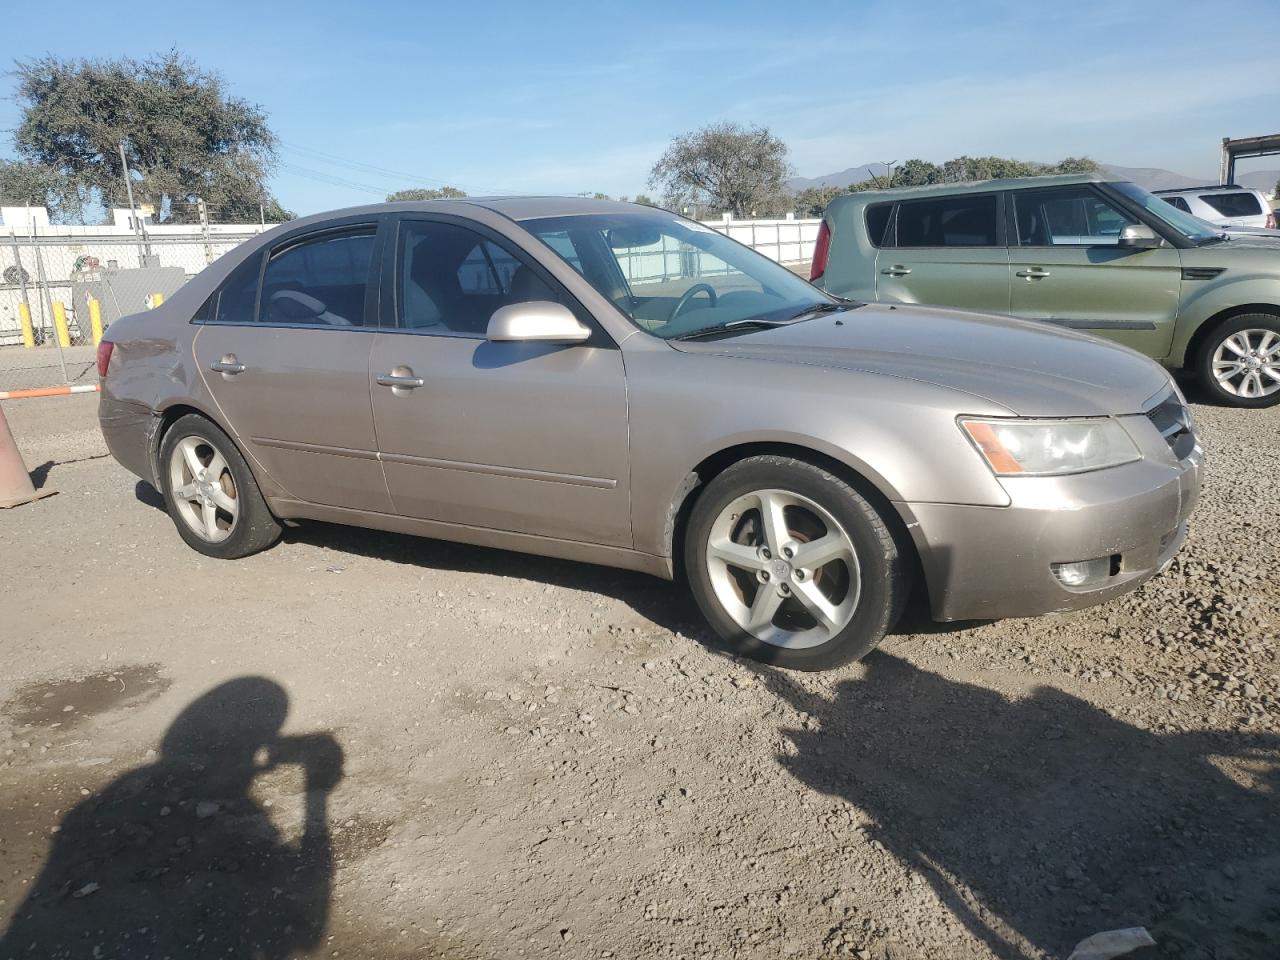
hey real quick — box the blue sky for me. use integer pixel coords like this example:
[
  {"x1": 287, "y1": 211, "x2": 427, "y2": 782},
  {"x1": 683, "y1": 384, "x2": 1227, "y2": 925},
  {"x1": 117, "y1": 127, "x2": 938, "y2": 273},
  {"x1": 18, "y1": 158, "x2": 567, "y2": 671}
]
[{"x1": 2, "y1": 0, "x2": 1276, "y2": 215}]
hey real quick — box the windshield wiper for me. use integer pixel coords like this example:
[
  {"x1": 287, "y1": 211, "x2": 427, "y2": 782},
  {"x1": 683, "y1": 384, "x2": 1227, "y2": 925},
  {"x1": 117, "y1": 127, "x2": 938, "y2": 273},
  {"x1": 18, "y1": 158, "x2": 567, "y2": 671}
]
[
  {"x1": 672, "y1": 318, "x2": 795, "y2": 341},
  {"x1": 784, "y1": 301, "x2": 846, "y2": 320},
  {"x1": 1198, "y1": 232, "x2": 1232, "y2": 245}
]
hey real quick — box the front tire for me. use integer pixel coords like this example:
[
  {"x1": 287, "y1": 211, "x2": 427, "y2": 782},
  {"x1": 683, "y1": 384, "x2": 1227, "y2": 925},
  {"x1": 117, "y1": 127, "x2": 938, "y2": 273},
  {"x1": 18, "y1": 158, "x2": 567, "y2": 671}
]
[
  {"x1": 684, "y1": 455, "x2": 908, "y2": 670},
  {"x1": 1195, "y1": 313, "x2": 1280, "y2": 407},
  {"x1": 159, "y1": 414, "x2": 281, "y2": 559}
]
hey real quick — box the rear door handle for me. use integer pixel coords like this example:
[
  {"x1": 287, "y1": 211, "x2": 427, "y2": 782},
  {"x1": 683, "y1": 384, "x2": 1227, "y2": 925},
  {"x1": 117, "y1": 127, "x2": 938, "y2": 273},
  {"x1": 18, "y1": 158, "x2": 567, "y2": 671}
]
[
  {"x1": 881, "y1": 265, "x2": 912, "y2": 277},
  {"x1": 376, "y1": 367, "x2": 425, "y2": 390},
  {"x1": 210, "y1": 356, "x2": 246, "y2": 375},
  {"x1": 1016, "y1": 268, "x2": 1052, "y2": 279}
]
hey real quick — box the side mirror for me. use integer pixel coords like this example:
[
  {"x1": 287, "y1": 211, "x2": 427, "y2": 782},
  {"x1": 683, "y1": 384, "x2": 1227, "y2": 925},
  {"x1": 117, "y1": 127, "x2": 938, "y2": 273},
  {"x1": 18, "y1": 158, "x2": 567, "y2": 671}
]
[
  {"x1": 487, "y1": 301, "x2": 591, "y2": 344},
  {"x1": 1117, "y1": 224, "x2": 1162, "y2": 249}
]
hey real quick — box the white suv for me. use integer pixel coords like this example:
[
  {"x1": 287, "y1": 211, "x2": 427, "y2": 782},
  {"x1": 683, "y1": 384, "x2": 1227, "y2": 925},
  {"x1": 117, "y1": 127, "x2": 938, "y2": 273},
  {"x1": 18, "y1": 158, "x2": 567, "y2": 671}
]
[{"x1": 1154, "y1": 185, "x2": 1276, "y2": 229}]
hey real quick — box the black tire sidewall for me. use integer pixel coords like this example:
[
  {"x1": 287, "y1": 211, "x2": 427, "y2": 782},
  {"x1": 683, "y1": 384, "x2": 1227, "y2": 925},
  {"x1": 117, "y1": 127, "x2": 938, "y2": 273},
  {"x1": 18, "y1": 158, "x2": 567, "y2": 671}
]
[
  {"x1": 158, "y1": 414, "x2": 280, "y2": 559},
  {"x1": 684, "y1": 456, "x2": 905, "y2": 671},
  {"x1": 1196, "y1": 313, "x2": 1280, "y2": 408}
]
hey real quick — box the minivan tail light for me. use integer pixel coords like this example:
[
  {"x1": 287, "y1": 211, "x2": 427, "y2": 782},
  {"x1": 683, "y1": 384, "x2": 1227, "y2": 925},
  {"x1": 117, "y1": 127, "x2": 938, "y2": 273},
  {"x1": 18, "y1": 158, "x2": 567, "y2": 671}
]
[
  {"x1": 1267, "y1": 211, "x2": 1277, "y2": 230},
  {"x1": 96, "y1": 340, "x2": 114, "y2": 378},
  {"x1": 810, "y1": 220, "x2": 832, "y2": 281}
]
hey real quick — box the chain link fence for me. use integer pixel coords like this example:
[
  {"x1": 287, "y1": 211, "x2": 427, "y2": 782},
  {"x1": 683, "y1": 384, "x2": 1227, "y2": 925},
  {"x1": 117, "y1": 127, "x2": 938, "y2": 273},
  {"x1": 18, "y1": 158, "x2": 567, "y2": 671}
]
[
  {"x1": 1, "y1": 218, "x2": 818, "y2": 392},
  {"x1": 1, "y1": 230, "x2": 261, "y2": 390}
]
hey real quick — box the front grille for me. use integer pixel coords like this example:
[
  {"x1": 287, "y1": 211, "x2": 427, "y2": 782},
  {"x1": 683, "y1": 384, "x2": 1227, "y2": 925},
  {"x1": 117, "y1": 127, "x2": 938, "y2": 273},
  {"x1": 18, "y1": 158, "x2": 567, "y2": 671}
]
[{"x1": 1145, "y1": 388, "x2": 1196, "y2": 460}]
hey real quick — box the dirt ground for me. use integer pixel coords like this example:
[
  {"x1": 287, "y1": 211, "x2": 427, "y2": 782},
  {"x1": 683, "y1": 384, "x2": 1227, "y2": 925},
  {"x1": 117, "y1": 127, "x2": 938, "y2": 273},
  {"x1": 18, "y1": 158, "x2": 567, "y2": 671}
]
[{"x1": 0, "y1": 383, "x2": 1277, "y2": 960}]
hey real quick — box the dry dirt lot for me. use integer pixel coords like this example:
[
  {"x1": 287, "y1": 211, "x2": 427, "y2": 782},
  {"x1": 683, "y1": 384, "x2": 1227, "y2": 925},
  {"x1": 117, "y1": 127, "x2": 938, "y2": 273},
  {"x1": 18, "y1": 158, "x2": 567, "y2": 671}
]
[{"x1": 0, "y1": 383, "x2": 1277, "y2": 960}]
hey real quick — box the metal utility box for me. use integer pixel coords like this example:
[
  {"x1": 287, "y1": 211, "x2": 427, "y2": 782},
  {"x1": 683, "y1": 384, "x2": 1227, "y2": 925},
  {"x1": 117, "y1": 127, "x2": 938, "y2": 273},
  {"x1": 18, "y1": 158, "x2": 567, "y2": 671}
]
[{"x1": 69, "y1": 266, "x2": 187, "y2": 339}]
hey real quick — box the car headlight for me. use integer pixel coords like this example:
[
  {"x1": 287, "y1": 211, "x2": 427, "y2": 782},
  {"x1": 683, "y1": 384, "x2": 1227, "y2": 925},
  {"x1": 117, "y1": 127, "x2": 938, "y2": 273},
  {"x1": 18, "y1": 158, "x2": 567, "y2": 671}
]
[{"x1": 959, "y1": 417, "x2": 1141, "y2": 476}]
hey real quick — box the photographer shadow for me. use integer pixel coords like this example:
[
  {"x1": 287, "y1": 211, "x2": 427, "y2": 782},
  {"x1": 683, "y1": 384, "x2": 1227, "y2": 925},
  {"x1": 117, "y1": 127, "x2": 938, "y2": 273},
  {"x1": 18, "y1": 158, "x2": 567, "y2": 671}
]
[
  {"x1": 761, "y1": 654, "x2": 1280, "y2": 959},
  {"x1": 0, "y1": 677, "x2": 343, "y2": 959}
]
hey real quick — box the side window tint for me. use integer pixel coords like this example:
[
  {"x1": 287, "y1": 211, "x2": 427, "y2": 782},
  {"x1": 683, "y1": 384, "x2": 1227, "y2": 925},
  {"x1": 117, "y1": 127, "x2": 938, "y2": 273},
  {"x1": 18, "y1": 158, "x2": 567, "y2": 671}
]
[
  {"x1": 400, "y1": 221, "x2": 560, "y2": 336},
  {"x1": 214, "y1": 252, "x2": 262, "y2": 324},
  {"x1": 1014, "y1": 187, "x2": 1137, "y2": 246},
  {"x1": 865, "y1": 204, "x2": 893, "y2": 247},
  {"x1": 260, "y1": 229, "x2": 375, "y2": 326},
  {"x1": 896, "y1": 195, "x2": 998, "y2": 247},
  {"x1": 1162, "y1": 196, "x2": 1192, "y2": 214},
  {"x1": 1200, "y1": 192, "x2": 1262, "y2": 218}
]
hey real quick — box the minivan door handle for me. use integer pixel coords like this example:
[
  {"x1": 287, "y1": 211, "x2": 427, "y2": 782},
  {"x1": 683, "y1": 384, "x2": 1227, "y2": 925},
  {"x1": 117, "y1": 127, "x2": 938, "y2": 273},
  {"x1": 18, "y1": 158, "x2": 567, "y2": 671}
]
[
  {"x1": 1016, "y1": 267, "x2": 1052, "y2": 280},
  {"x1": 210, "y1": 355, "x2": 246, "y2": 375},
  {"x1": 881, "y1": 265, "x2": 912, "y2": 277}
]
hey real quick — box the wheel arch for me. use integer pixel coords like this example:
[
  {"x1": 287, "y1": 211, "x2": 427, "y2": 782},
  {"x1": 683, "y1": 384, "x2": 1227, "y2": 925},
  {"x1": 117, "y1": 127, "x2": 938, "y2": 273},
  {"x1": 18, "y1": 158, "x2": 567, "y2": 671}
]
[
  {"x1": 664, "y1": 441, "x2": 925, "y2": 602},
  {"x1": 147, "y1": 400, "x2": 288, "y2": 502},
  {"x1": 1176, "y1": 302, "x2": 1280, "y2": 369}
]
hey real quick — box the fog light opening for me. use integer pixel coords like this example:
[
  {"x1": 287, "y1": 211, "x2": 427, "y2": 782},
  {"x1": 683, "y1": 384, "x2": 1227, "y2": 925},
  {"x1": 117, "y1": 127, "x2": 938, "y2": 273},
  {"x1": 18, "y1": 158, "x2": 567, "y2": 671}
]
[{"x1": 1051, "y1": 556, "x2": 1115, "y2": 588}]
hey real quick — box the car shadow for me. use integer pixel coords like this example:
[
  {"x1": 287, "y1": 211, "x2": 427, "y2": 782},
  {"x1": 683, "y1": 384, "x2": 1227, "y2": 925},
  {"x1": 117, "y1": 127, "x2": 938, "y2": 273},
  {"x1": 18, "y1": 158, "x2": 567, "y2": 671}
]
[
  {"x1": 134, "y1": 480, "x2": 981, "y2": 643},
  {"x1": 756, "y1": 653, "x2": 1280, "y2": 959},
  {"x1": 0, "y1": 677, "x2": 344, "y2": 959},
  {"x1": 281, "y1": 519, "x2": 704, "y2": 637}
]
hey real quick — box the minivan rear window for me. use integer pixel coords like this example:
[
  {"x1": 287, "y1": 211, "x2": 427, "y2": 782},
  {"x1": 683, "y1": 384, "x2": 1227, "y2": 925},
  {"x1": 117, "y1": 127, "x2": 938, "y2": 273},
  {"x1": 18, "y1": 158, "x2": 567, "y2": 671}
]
[
  {"x1": 865, "y1": 203, "x2": 893, "y2": 247},
  {"x1": 1199, "y1": 192, "x2": 1262, "y2": 218},
  {"x1": 894, "y1": 195, "x2": 998, "y2": 247}
]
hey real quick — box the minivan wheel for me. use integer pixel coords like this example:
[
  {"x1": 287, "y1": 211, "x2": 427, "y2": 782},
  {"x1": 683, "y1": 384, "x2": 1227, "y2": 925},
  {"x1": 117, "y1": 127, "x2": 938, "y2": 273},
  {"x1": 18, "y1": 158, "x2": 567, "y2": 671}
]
[
  {"x1": 1196, "y1": 313, "x2": 1280, "y2": 407},
  {"x1": 684, "y1": 455, "x2": 908, "y2": 670},
  {"x1": 159, "y1": 413, "x2": 282, "y2": 559}
]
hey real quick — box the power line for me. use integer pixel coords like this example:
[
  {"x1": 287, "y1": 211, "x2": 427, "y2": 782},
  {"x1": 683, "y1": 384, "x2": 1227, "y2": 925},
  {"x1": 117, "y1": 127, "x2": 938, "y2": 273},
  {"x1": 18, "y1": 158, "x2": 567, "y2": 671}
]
[{"x1": 280, "y1": 141, "x2": 510, "y2": 195}]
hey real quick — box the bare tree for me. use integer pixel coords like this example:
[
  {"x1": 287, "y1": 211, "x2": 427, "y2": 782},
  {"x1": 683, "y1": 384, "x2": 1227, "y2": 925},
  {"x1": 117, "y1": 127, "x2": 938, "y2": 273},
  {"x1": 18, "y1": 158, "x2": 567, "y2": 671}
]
[{"x1": 649, "y1": 123, "x2": 792, "y2": 217}]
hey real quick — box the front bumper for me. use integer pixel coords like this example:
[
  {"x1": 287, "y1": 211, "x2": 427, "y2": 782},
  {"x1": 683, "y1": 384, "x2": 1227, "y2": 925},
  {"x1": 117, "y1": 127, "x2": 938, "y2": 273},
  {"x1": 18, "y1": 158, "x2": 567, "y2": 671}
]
[{"x1": 900, "y1": 436, "x2": 1202, "y2": 622}]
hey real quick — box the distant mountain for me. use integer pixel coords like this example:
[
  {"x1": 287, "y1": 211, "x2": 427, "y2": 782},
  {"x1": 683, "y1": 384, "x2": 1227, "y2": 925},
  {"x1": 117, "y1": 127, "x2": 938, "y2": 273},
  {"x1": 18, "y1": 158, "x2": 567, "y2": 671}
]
[{"x1": 789, "y1": 161, "x2": 1279, "y2": 195}]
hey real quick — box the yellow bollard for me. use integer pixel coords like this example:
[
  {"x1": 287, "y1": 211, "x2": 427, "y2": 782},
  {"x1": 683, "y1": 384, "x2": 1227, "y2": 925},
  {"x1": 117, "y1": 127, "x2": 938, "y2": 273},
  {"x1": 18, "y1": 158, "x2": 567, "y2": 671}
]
[
  {"x1": 150, "y1": 291, "x2": 164, "y2": 308},
  {"x1": 18, "y1": 303, "x2": 35, "y2": 349},
  {"x1": 88, "y1": 298, "x2": 104, "y2": 345},
  {"x1": 52, "y1": 301, "x2": 71, "y2": 348}
]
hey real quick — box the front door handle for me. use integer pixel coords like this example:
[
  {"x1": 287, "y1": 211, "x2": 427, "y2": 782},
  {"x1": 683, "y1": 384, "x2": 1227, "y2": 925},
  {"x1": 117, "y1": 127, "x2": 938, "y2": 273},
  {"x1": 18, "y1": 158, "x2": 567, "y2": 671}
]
[
  {"x1": 1016, "y1": 267, "x2": 1052, "y2": 280},
  {"x1": 376, "y1": 366, "x2": 425, "y2": 391},
  {"x1": 881, "y1": 265, "x2": 912, "y2": 277},
  {"x1": 210, "y1": 355, "x2": 246, "y2": 375}
]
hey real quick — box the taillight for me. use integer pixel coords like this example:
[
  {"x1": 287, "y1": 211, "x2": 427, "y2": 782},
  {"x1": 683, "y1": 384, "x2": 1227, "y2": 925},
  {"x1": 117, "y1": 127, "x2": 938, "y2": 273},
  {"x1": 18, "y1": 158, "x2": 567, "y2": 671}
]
[
  {"x1": 96, "y1": 340, "x2": 114, "y2": 378},
  {"x1": 809, "y1": 220, "x2": 832, "y2": 281},
  {"x1": 1267, "y1": 212, "x2": 1277, "y2": 230}
]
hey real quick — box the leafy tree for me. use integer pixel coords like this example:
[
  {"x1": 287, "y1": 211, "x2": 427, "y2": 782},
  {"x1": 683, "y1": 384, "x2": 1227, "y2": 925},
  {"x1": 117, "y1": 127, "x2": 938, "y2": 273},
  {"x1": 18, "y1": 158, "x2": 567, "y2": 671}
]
[
  {"x1": 794, "y1": 185, "x2": 843, "y2": 217},
  {"x1": 0, "y1": 159, "x2": 89, "y2": 221},
  {"x1": 1047, "y1": 157, "x2": 1102, "y2": 175},
  {"x1": 386, "y1": 186, "x2": 467, "y2": 202},
  {"x1": 650, "y1": 122, "x2": 792, "y2": 217},
  {"x1": 11, "y1": 52, "x2": 286, "y2": 224},
  {"x1": 630, "y1": 193, "x2": 657, "y2": 207},
  {"x1": 260, "y1": 198, "x2": 297, "y2": 222}
]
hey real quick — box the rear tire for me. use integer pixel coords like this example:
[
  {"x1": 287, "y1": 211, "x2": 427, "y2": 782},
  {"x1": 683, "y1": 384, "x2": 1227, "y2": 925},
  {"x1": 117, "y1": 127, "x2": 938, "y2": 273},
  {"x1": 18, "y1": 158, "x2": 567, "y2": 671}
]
[
  {"x1": 159, "y1": 413, "x2": 281, "y2": 559},
  {"x1": 1195, "y1": 313, "x2": 1280, "y2": 407},
  {"x1": 684, "y1": 455, "x2": 908, "y2": 671}
]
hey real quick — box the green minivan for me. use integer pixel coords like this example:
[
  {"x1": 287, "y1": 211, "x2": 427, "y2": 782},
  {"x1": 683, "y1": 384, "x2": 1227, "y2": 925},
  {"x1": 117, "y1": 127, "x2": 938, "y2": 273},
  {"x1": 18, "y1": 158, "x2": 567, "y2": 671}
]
[{"x1": 811, "y1": 173, "x2": 1280, "y2": 407}]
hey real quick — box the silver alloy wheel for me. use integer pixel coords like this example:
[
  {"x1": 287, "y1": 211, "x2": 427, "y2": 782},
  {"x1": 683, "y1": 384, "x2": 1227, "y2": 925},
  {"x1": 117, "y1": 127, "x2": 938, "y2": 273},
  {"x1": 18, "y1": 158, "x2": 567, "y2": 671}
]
[
  {"x1": 168, "y1": 436, "x2": 239, "y2": 543},
  {"x1": 1212, "y1": 329, "x2": 1280, "y2": 398},
  {"x1": 705, "y1": 488, "x2": 861, "y2": 649}
]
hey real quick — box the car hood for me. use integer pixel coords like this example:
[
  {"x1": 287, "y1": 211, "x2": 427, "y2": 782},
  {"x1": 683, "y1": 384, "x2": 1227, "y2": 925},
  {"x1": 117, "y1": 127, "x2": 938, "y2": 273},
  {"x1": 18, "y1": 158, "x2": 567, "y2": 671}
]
[{"x1": 670, "y1": 304, "x2": 1172, "y2": 417}]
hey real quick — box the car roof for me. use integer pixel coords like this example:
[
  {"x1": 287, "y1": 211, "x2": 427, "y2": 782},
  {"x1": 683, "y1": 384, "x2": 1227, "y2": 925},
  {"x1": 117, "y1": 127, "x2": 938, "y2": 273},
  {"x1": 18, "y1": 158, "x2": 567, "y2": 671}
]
[
  {"x1": 825, "y1": 172, "x2": 1113, "y2": 210},
  {"x1": 1152, "y1": 184, "x2": 1262, "y2": 195}
]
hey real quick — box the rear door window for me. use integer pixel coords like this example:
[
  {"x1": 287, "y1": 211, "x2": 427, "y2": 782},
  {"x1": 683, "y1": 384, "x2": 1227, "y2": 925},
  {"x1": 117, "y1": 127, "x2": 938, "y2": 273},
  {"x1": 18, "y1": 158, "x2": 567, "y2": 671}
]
[
  {"x1": 1013, "y1": 186, "x2": 1137, "y2": 246},
  {"x1": 259, "y1": 228, "x2": 376, "y2": 326},
  {"x1": 894, "y1": 195, "x2": 999, "y2": 247},
  {"x1": 1199, "y1": 192, "x2": 1262, "y2": 218}
]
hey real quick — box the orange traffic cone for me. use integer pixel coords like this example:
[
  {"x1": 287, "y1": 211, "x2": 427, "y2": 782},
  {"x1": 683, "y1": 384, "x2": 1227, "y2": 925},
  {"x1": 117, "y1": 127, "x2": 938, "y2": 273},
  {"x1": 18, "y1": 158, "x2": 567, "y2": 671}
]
[{"x1": 0, "y1": 402, "x2": 55, "y2": 508}]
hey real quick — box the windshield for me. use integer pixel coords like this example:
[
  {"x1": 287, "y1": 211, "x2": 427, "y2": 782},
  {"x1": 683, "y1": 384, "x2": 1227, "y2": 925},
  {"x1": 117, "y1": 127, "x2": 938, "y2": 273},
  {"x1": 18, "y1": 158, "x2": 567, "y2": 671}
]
[
  {"x1": 1110, "y1": 181, "x2": 1221, "y2": 244},
  {"x1": 522, "y1": 212, "x2": 836, "y2": 338}
]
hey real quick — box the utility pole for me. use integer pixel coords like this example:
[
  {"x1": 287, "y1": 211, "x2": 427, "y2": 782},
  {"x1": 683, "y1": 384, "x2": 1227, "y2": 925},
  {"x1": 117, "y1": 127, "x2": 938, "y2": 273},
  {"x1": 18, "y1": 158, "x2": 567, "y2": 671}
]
[
  {"x1": 118, "y1": 141, "x2": 147, "y2": 267},
  {"x1": 259, "y1": 202, "x2": 266, "y2": 229},
  {"x1": 198, "y1": 198, "x2": 213, "y2": 265}
]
